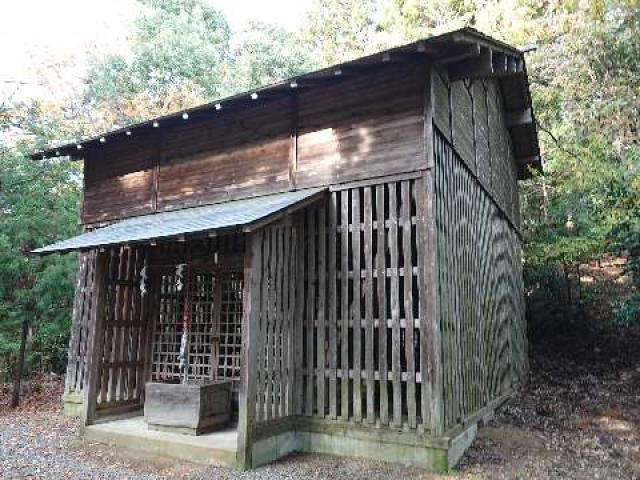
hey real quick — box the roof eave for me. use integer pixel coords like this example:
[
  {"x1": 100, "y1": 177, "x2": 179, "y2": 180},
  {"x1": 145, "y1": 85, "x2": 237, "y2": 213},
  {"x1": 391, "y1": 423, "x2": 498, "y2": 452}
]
[{"x1": 30, "y1": 28, "x2": 536, "y2": 160}]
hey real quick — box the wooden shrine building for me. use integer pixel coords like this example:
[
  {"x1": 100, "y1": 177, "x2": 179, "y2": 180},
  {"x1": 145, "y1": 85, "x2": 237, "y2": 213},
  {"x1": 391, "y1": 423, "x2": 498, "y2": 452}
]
[{"x1": 32, "y1": 28, "x2": 540, "y2": 471}]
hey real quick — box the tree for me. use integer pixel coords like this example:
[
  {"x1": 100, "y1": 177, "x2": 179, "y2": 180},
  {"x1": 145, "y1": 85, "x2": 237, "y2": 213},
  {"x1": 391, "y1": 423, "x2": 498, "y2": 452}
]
[
  {"x1": 230, "y1": 22, "x2": 319, "y2": 92},
  {"x1": 0, "y1": 141, "x2": 80, "y2": 404},
  {"x1": 302, "y1": 0, "x2": 384, "y2": 66},
  {"x1": 84, "y1": 0, "x2": 231, "y2": 124}
]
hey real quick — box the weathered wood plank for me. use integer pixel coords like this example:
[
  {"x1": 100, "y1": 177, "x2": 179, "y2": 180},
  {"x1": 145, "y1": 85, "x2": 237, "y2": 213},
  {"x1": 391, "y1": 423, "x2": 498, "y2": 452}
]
[
  {"x1": 363, "y1": 187, "x2": 375, "y2": 424},
  {"x1": 340, "y1": 191, "x2": 350, "y2": 421},
  {"x1": 388, "y1": 183, "x2": 402, "y2": 427},
  {"x1": 376, "y1": 184, "x2": 389, "y2": 426},
  {"x1": 317, "y1": 206, "x2": 327, "y2": 418},
  {"x1": 401, "y1": 180, "x2": 417, "y2": 428},
  {"x1": 351, "y1": 188, "x2": 362, "y2": 422},
  {"x1": 237, "y1": 232, "x2": 262, "y2": 469},
  {"x1": 328, "y1": 192, "x2": 338, "y2": 419},
  {"x1": 82, "y1": 251, "x2": 109, "y2": 426}
]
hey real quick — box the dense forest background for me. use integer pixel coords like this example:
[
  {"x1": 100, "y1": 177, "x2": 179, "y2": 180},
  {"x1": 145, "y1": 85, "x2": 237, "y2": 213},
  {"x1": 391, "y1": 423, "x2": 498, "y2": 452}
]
[{"x1": 1, "y1": 0, "x2": 638, "y2": 386}]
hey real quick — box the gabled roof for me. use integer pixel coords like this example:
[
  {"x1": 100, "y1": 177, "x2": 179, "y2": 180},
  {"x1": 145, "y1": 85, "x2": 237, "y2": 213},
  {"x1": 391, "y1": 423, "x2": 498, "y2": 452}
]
[{"x1": 31, "y1": 27, "x2": 540, "y2": 176}]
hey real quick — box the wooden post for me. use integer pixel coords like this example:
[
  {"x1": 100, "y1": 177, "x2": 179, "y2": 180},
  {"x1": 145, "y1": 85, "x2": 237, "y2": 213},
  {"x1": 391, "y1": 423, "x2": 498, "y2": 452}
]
[
  {"x1": 422, "y1": 68, "x2": 444, "y2": 435},
  {"x1": 81, "y1": 250, "x2": 109, "y2": 427},
  {"x1": 237, "y1": 232, "x2": 261, "y2": 469},
  {"x1": 422, "y1": 169, "x2": 444, "y2": 435}
]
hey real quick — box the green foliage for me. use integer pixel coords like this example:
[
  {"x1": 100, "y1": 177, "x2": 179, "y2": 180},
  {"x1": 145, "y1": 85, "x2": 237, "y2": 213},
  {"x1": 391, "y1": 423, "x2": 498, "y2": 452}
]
[
  {"x1": 230, "y1": 22, "x2": 319, "y2": 92},
  {"x1": 84, "y1": 0, "x2": 231, "y2": 122},
  {"x1": 612, "y1": 294, "x2": 640, "y2": 327},
  {"x1": 302, "y1": 0, "x2": 382, "y2": 65},
  {"x1": 0, "y1": 144, "x2": 81, "y2": 379}
]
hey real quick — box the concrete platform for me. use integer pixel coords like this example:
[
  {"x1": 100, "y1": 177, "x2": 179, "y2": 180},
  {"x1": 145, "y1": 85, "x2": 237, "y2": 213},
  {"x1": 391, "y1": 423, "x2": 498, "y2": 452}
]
[{"x1": 84, "y1": 416, "x2": 237, "y2": 466}]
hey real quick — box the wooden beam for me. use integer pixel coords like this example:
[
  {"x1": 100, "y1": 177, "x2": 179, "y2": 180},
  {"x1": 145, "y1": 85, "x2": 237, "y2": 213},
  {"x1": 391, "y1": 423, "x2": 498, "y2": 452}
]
[
  {"x1": 505, "y1": 108, "x2": 533, "y2": 127},
  {"x1": 236, "y1": 232, "x2": 261, "y2": 469},
  {"x1": 80, "y1": 250, "x2": 109, "y2": 428},
  {"x1": 448, "y1": 46, "x2": 493, "y2": 82},
  {"x1": 492, "y1": 51, "x2": 508, "y2": 75},
  {"x1": 435, "y1": 43, "x2": 481, "y2": 66},
  {"x1": 425, "y1": 65, "x2": 435, "y2": 169}
]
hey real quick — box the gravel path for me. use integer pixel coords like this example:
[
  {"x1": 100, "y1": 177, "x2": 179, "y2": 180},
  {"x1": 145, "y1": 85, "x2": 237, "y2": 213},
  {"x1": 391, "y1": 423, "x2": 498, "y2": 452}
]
[{"x1": 0, "y1": 406, "x2": 437, "y2": 480}]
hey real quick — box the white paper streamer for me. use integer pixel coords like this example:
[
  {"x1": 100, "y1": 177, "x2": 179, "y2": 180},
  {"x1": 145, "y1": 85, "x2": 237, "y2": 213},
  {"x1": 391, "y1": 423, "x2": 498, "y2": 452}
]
[{"x1": 139, "y1": 265, "x2": 147, "y2": 296}]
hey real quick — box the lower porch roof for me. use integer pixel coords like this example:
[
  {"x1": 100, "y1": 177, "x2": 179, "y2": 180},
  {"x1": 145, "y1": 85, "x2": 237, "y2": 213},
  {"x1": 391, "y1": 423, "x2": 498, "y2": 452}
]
[{"x1": 32, "y1": 188, "x2": 326, "y2": 255}]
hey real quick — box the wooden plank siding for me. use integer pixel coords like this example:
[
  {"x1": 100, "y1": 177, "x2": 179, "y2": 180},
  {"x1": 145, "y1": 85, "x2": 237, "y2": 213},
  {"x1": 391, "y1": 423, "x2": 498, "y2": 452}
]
[
  {"x1": 82, "y1": 133, "x2": 157, "y2": 224},
  {"x1": 431, "y1": 67, "x2": 521, "y2": 232},
  {"x1": 433, "y1": 128, "x2": 527, "y2": 432},
  {"x1": 80, "y1": 64, "x2": 428, "y2": 226}
]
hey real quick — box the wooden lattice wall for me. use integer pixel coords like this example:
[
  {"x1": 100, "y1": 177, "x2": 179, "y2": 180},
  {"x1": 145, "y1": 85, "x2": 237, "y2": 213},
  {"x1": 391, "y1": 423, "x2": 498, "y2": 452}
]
[
  {"x1": 248, "y1": 175, "x2": 436, "y2": 435},
  {"x1": 148, "y1": 238, "x2": 244, "y2": 392},
  {"x1": 248, "y1": 223, "x2": 298, "y2": 425},
  {"x1": 65, "y1": 251, "x2": 96, "y2": 396},
  {"x1": 434, "y1": 128, "x2": 527, "y2": 431},
  {"x1": 94, "y1": 246, "x2": 149, "y2": 414}
]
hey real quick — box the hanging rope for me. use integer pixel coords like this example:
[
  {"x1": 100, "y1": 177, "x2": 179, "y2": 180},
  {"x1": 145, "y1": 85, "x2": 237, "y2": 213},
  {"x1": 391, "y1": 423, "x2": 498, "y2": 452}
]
[{"x1": 179, "y1": 248, "x2": 193, "y2": 383}]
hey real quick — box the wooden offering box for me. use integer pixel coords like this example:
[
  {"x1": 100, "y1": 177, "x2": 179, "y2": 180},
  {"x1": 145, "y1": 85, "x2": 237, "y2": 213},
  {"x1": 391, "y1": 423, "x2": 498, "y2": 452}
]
[{"x1": 144, "y1": 380, "x2": 232, "y2": 435}]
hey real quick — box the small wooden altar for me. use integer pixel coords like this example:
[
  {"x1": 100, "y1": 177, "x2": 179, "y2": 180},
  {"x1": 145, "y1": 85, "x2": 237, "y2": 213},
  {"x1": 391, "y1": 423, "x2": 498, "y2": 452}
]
[{"x1": 145, "y1": 380, "x2": 232, "y2": 435}]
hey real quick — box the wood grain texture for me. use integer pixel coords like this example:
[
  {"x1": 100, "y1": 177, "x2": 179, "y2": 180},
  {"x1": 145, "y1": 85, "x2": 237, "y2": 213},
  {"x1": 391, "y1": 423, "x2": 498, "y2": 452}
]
[
  {"x1": 251, "y1": 221, "x2": 298, "y2": 426},
  {"x1": 291, "y1": 178, "x2": 429, "y2": 432},
  {"x1": 431, "y1": 74, "x2": 521, "y2": 232},
  {"x1": 80, "y1": 64, "x2": 429, "y2": 226},
  {"x1": 433, "y1": 128, "x2": 526, "y2": 432}
]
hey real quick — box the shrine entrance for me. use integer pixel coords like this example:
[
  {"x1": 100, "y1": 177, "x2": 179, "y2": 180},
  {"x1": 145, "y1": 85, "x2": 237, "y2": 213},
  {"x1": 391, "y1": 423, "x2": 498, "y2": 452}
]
[{"x1": 145, "y1": 235, "x2": 245, "y2": 419}]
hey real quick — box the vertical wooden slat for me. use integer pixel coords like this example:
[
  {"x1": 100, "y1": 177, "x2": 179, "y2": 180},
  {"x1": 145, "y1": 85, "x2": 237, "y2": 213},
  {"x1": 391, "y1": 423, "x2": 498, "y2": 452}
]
[
  {"x1": 317, "y1": 206, "x2": 327, "y2": 418},
  {"x1": 127, "y1": 248, "x2": 140, "y2": 401},
  {"x1": 388, "y1": 183, "x2": 402, "y2": 427},
  {"x1": 306, "y1": 212, "x2": 316, "y2": 416},
  {"x1": 77, "y1": 251, "x2": 96, "y2": 394},
  {"x1": 340, "y1": 192, "x2": 350, "y2": 421},
  {"x1": 351, "y1": 188, "x2": 362, "y2": 422},
  {"x1": 66, "y1": 253, "x2": 88, "y2": 394},
  {"x1": 328, "y1": 192, "x2": 338, "y2": 419},
  {"x1": 363, "y1": 187, "x2": 375, "y2": 424},
  {"x1": 99, "y1": 250, "x2": 115, "y2": 404},
  {"x1": 402, "y1": 180, "x2": 417, "y2": 428},
  {"x1": 256, "y1": 232, "x2": 269, "y2": 422},
  {"x1": 273, "y1": 226, "x2": 284, "y2": 418},
  {"x1": 136, "y1": 250, "x2": 149, "y2": 401},
  {"x1": 294, "y1": 215, "x2": 305, "y2": 417},
  {"x1": 265, "y1": 227, "x2": 277, "y2": 420},
  {"x1": 110, "y1": 248, "x2": 125, "y2": 402},
  {"x1": 376, "y1": 184, "x2": 389, "y2": 426},
  {"x1": 283, "y1": 225, "x2": 294, "y2": 416}
]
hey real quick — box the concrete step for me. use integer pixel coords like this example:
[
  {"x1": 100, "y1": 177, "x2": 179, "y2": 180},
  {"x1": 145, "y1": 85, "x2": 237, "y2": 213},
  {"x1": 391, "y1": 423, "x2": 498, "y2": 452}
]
[{"x1": 84, "y1": 416, "x2": 238, "y2": 466}]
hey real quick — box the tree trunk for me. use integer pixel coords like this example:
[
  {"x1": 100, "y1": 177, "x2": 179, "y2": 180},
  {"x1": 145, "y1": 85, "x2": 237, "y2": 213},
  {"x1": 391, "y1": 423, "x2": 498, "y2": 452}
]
[{"x1": 10, "y1": 318, "x2": 29, "y2": 408}]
